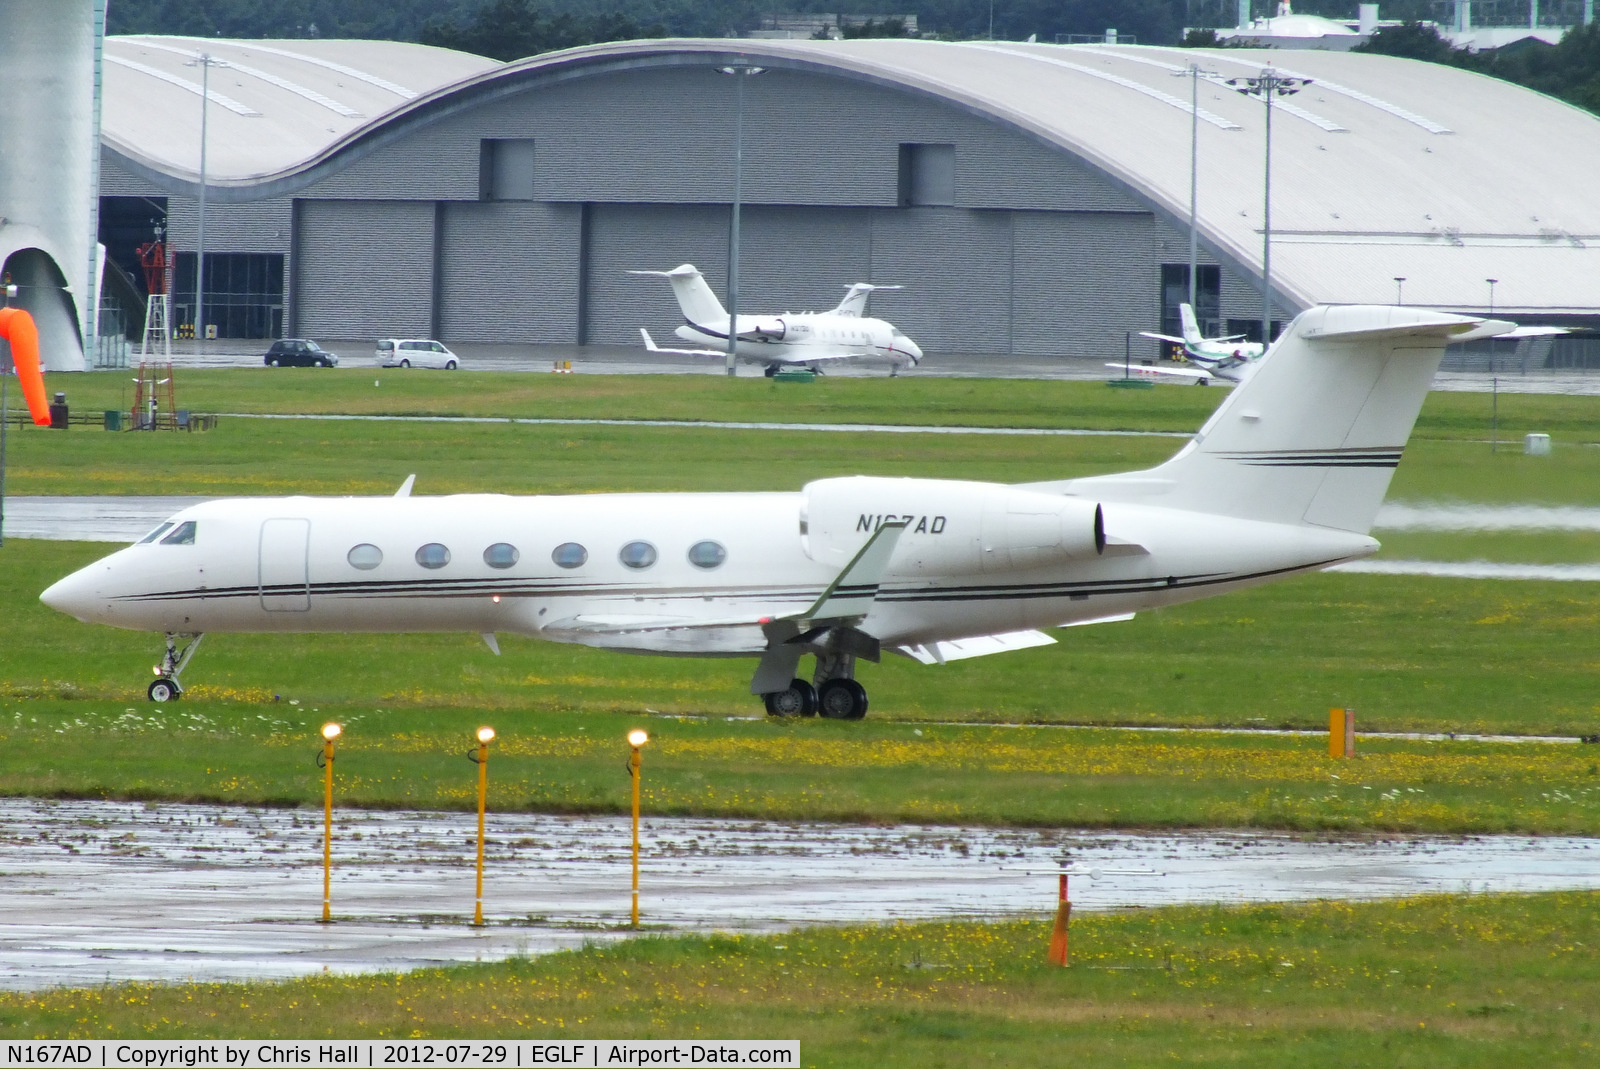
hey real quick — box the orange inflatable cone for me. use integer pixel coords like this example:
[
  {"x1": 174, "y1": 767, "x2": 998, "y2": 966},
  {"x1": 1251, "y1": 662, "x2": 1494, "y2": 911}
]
[{"x1": 0, "y1": 308, "x2": 51, "y2": 426}]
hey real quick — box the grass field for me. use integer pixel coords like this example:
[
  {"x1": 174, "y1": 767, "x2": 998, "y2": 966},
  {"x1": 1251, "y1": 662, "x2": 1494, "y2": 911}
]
[
  {"x1": 42, "y1": 365, "x2": 1600, "y2": 444},
  {"x1": 6, "y1": 693, "x2": 1597, "y2": 834},
  {"x1": 4, "y1": 892, "x2": 1596, "y2": 1066}
]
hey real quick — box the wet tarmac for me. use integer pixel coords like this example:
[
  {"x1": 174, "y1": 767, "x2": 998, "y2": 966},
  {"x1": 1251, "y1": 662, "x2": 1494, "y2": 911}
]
[
  {"x1": 143, "y1": 340, "x2": 1600, "y2": 393},
  {"x1": 2, "y1": 799, "x2": 1596, "y2": 990}
]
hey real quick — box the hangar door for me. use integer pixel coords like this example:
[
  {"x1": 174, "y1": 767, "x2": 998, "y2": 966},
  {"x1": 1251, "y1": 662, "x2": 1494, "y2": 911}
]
[
  {"x1": 582, "y1": 205, "x2": 873, "y2": 347},
  {"x1": 294, "y1": 200, "x2": 434, "y2": 340},
  {"x1": 1011, "y1": 211, "x2": 1156, "y2": 359}
]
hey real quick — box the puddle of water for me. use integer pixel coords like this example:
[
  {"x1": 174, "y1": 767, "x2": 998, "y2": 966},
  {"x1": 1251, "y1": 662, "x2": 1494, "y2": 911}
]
[
  {"x1": 1336, "y1": 559, "x2": 1600, "y2": 582},
  {"x1": 2, "y1": 799, "x2": 1596, "y2": 990}
]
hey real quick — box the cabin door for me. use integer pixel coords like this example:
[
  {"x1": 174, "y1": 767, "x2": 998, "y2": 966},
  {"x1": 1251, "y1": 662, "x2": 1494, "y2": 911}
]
[{"x1": 259, "y1": 518, "x2": 312, "y2": 611}]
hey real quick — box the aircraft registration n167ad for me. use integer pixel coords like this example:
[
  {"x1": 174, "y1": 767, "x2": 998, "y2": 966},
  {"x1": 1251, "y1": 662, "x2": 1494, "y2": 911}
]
[
  {"x1": 41, "y1": 306, "x2": 1507, "y2": 720},
  {"x1": 633, "y1": 263, "x2": 923, "y2": 376}
]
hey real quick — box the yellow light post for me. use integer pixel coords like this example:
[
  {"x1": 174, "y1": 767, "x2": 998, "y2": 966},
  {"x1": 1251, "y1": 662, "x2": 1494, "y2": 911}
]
[
  {"x1": 471, "y1": 725, "x2": 496, "y2": 927},
  {"x1": 318, "y1": 722, "x2": 341, "y2": 923},
  {"x1": 627, "y1": 728, "x2": 649, "y2": 928}
]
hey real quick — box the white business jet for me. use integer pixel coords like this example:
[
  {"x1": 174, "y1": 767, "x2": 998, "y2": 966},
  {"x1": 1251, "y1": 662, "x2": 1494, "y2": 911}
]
[
  {"x1": 633, "y1": 264, "x2": 923, "y2": 376},
  {"x1": 41, "y1": 306, "x2": 1508, "y2": 720},
  {"x1": 1116, "y1": 303, "x2": 1266, "y2": 385}
]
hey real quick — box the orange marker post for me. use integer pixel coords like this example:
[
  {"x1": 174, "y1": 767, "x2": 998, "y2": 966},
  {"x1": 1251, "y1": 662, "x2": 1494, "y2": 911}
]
[
  {"x1": 627, "y1": 729, "x2": 649, "y2": 928},
  {"x1": 1048, "y1": 873, "x2": 1072, "y2": 967},
  {"x1": 318, "y1": 722, "x2": 341, "y2": 923},
  {"x1": 472, "y1": 726, "x2": 495, "y2": 926}
]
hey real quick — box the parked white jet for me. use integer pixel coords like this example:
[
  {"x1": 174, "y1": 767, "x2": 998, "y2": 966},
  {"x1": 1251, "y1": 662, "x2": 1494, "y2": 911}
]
[
  {"x1": 41, "y1": 306, "x2": 1507, "y2": 720},
  {"x1": 1116, "y1": 303, "x2": 1266, "y2": 385},
  {"x1": 633, "y1": 263, "x2": 923, "y2": 376}
]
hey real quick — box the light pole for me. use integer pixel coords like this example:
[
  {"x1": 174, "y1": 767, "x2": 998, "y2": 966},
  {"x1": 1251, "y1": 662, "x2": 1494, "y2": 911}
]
[
  {"x1": 1393, "y1": 277, "x2": 1406, "y2": 305},
  {"x1": 627, "y1": 728, "x2": 649, "y2": 928},
  {"x1": 719, "y1": 60, "x2": 763, "y2": 377},
  {"x1": 1227, "y1": 68, "x2": 1311, "y2": 348},
  {"x1": 185, "y1": 53, "x2": 227, "y2": 345},
  {"x1": 470, "y1": 725, "x2": 495, "y2": 927},
  {"x1": 1175, "y1": 63, "x2": 1218, "y2": 324},
  {"x1": 1486, "y1": 277, "x2": 1498, "y2": 317},
  {"x1": 318, "y1": 721, "x2": 342, "y2": 923}
]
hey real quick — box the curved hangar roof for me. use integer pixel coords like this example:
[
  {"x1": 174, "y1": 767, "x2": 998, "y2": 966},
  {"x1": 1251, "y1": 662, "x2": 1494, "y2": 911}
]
[
  {"x1": 104, "y1": 37, "x2": 1600, "y2": 316},
  {"x1": 103, "y1": 36, "x2": 498, "y2": 182}
]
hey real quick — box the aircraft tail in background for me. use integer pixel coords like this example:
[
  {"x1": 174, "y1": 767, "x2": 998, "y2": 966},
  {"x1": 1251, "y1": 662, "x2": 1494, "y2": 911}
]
[{"x1": 628, "y1": 264, "x2": 728, "y2": 328}]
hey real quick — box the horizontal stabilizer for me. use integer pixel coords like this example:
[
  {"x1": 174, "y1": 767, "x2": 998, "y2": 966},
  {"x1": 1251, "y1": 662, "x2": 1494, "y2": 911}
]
[
  {"x1": 1105, "y1": 362, "x2": 1212, "y2": 383},
  {"x1": 897, "y1": 629, "x2": 1056, "y2": 665},
  {"x1": 639, "y1": 328, "x2": 724, "y2": 358},
  {"x1": 1138, "y1": 331, "x2": 1187, "y2": 345},
  {"x1": 1058, "y1": 612, "x2": 1136, "y2": 628}
]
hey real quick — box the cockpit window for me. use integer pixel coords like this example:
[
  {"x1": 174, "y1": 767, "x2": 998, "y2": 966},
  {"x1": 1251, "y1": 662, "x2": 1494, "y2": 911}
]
[
  {"x1": 137, "y1": 522, "x2": 175, "y2": 544},
  {"x1": 160, "y1": 521, "x2": 197, "y2": 545}
]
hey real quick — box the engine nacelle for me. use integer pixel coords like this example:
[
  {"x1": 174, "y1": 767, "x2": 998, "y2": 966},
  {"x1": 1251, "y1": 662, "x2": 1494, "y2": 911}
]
[
  {"x1": 747, "y1": 316, "x2": 788, "y2": 341},
  {"x1": 800, "y1": 475, "x2": 1103, "y2": 576}
]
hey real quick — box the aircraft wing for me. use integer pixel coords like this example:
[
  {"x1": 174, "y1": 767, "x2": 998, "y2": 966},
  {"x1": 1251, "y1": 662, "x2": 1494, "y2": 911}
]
[
  {"x1": 1105, "y1": 362, "x2": 1213, "y2": 383},
  {"x1": 639, "y1": 328, "x2": 725, "y2": 357},
  {"x1": 1138, "y1": 331, "x2": 1187, "y2": 345},
  {"x1": 896, "y1": 629, "x2": 1057, "y2": 665},
  {"x1": 540, "y1": 613, "x2": 769, "y2": 654}
]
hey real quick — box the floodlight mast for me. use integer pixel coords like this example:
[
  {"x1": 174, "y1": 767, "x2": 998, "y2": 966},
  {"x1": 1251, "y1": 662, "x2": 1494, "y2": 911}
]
[
  {"x1": 185, "y1": 52, "x2": 229, "y2": 347},
  {"x1": 720, "y1": 60, "x2": 764, "y2": 377},
  {"x1": 1176, "y1": 62, "x2": 1219, "y2": 324},
  {"x1": 1227, "y1": 68, "x2": 1311, "y2": 349}
]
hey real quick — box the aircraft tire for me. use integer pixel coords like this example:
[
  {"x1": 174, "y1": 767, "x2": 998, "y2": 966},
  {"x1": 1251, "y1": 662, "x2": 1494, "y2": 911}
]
[
  {"x1": 763, "y1": 679, "x2": 816, "y2": 717},
  {"x1": 763, "y1": 366, "x2": 777, "y2": 378},
  {"x1": 819, "y1": 679, "x2": 868, "y2": 721},
  {"x1": 148, "y1": 677, "x2": 181, "y2": 703}
]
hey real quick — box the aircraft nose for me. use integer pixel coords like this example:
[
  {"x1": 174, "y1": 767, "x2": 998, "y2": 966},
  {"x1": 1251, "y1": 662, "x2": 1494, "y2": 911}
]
[
  {"x1": 40, "y1": 567, "x2": 102, "y2": 623},
  {"x1": 902, "y1": 338, "x2": 923, "y2": 364}
]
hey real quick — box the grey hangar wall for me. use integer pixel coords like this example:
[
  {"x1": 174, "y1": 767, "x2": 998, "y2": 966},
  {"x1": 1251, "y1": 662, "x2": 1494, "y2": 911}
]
[{"x1": 101, "y1": 58, "x2": 1259, "y2": 358}]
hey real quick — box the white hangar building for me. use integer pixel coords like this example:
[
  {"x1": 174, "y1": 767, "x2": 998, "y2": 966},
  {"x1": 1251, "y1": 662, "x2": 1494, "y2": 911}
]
[{"x1": 94, "y1": 35, "x2": 1600, "y2": 359}]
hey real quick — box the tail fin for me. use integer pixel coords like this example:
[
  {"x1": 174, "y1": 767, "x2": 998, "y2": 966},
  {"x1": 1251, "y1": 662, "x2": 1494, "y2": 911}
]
[
  {"x1": 834, "y1": 283, "x2": 901, "y2": 318},
  {"x1": 1046, "y1": 306, "x2": 1511, "y2": 534},
  {"x1": 1179, "y1": 303, "x2": 1203, "y2": 345},
  {"x1": 628, "y1": 264, "x2": 726, "y2": 328}
]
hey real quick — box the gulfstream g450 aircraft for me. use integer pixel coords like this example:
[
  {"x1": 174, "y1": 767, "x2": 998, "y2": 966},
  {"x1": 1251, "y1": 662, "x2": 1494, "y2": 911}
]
[
  {"x1": 41, "y1": 306, "x2": 1506, "y2": 719},
  {"x1": 633, "y1": 263, "x2": 923, "y2": 376}
]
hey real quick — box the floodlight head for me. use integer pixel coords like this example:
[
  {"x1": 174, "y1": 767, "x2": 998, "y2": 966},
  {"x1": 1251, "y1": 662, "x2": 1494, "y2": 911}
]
[
  {"x1": 628, "y1": 729, "x2": 649, "y2": 748},
  {"x1": 477, "y1": 726, "x2": 496, "y2": 744},
  {"x1": 321, "y1": 722, "x2": 342, "y2": 741}
]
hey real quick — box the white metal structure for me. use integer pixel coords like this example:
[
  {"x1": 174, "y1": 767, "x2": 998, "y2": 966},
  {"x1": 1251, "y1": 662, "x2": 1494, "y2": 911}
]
[
  {"x1": 42, "y1": 305, "x2": 1506, "y2": 719},
  {"x1": 634, "y1": 264, "x2": 923, "y2": 375},
  {"x1": 0, "y1": 0, "x2": 96, "y2": 372},
  {"x1": 1123, "y1": 302, "x2": 1267, "y2": 384}
]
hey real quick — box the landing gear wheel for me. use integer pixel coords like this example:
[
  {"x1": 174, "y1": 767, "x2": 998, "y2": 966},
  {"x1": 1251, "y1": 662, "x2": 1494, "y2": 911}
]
[
  {"x1": 763, "y1": 365, "x2": 778, "y2": 378},
  {"x1": 148, "y1": 677, "x2": 182, "y2": 703},
  {"x1": 763, "y1": 678, "x2": 817, "y2": 717},
  {"x1": 818, "y1": 679, "x2": 868, "y2": 720}
]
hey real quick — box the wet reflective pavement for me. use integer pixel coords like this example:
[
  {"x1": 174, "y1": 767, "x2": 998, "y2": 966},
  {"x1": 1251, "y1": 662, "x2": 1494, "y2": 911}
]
[{"x1": 3, "y1": 799, "x2": 1596, "y2": 989}]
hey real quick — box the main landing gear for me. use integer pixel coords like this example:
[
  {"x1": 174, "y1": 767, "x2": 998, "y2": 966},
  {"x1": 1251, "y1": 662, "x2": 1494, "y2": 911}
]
[
  {"x1": 761, "y1": 650, "x2": 868, "y2": 720},
  {"x1": 148, "y1": 632, "x2": 203, "y2": 702}
]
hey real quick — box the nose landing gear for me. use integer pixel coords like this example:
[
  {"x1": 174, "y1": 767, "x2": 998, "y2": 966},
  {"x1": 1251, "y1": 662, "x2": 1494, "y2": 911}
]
[{"x1": 148, "y1": 632, "x2": 203, "y2": 702}]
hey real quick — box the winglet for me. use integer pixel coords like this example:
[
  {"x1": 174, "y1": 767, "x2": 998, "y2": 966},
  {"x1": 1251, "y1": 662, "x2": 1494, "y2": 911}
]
[
  {"x1": 639, "y1": 327, "x2": 662, "y2": 352},
  {"x1": 394, "y1": 474, "x2": 416, "y2": 498},
  {"x1": 800, "y1": 519, "x2": 907, "y2": 624}
]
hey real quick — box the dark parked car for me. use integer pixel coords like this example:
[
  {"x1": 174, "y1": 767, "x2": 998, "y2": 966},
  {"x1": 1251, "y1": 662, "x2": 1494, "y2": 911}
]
[{"x1": 264, "y1": 339, "x2": 339, "y2": 367}]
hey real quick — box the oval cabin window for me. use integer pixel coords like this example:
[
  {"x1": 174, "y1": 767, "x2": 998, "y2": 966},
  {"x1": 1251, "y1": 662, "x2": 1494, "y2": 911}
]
[
  {"x1": 483, "y1": 543, "x2": 519, "y2": 569},
  {"x1": 687, "y1": 540, "x2": 727, "y2": 569},
  {"x1": 619, "y1": 541, "x2": 658, "y2": 569},
  {"x1": 415, "y1": 543, "x2": 451, "y2": 569},
  {"x1": 348, "y1": 544, "x2": 383, "y2": 570},
  {"x1": 551, "y1": 542, "x2": 588, "y2": 569}
]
